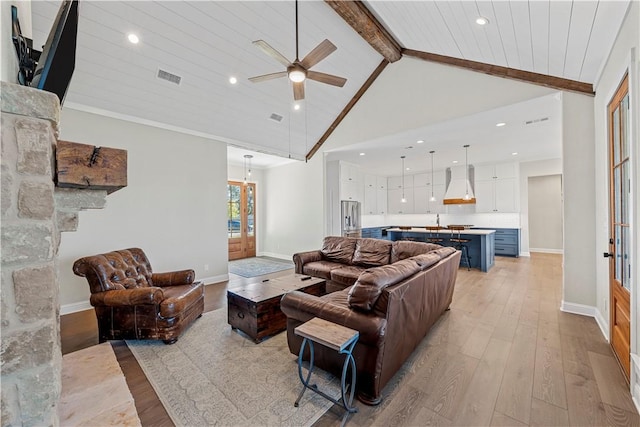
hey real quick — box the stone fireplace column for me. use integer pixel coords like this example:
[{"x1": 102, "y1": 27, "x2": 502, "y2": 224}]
[{"x1": 1, "y1": 82, "x2": 106, "y2": 425}]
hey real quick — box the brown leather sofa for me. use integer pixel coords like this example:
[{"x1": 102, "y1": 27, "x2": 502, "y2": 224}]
[
  {"x1": 282, "y1": 237, "x2": 461, "y2": 405},
  {"x1": 293, "y1": 236, "x2": 445, "y2": 292},
  {"x1": 73, "y1": 248, "x2": 204, "y2": 344}
]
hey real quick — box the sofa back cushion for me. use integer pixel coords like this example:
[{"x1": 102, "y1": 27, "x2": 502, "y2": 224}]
[
  {"x1": 348, "y1": 259, "x2": 421, "y2": 311},
  {"x1": 390, "y1": 241, "x2": 443, "y2": 263},
  {"x1": 352, "y1": 238, "x2": 392, "y2": 267},
  {"x1": 73, "y1": 248, "x2": 153, "y2": 294},
  {"x1": 321, "y1": 236, "x2": 357, "y2": 264}
]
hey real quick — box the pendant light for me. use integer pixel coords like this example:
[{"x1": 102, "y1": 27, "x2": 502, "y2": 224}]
[
  {"x1": 400, "y1": 155, "x2": 407, "y2": 203},
  {"x1": 243, "y1": 154, "x2": 253, "y2": 184},
  {"x1": 429, "y1": 150, "x2": 436, "y2": 202},
  {"x1": 463, "y1": 145, "x2": 471, "y2": 200}
]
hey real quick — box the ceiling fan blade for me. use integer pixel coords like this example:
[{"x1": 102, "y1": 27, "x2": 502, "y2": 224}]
[
  {"x1": 248, "y1": 71, "x2": 288, "y2": 83},
  {"x1": 306, "y1": 70, "x2": 347, "y2": 87},
  {"x1": 252, "y1": 40, "x2": 291, "y2": 67},
  {"x1": 293, "y1": 81, "x2": 305, "y2": 101},
  {"x1": 300, "y1": 39, "x2": 337, "y2": 69}
]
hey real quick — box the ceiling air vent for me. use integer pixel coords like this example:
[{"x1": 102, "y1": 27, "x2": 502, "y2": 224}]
[
  {"x1": 269, "y1": 113, "x2": 284, "y2": 123},
  {"x1": 157, "y1": 69, "x2": 182, "y2": 85},
  {"x1": 525, "y1": 116, "x2": 550, "y2": 125}
]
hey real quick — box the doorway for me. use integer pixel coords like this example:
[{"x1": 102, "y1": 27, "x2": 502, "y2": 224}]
[
  {"x1": 227, "y1": 181, "x2": 256, "y2": 260},
  {"x1": 528, "y1": 174, "x2": 563, "y2": 253},
  {"x1": 607, "y1": 73, "x2": 630, "y2": 381}
]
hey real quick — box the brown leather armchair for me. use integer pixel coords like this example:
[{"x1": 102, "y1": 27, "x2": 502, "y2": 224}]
[{"x1": 73, "y1": 248, "x2": 204, "y2": 344}]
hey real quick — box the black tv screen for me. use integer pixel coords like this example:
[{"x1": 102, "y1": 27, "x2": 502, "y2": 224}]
[{"x1": 30, "y1": 0, "x2": 78, "y2": 104}]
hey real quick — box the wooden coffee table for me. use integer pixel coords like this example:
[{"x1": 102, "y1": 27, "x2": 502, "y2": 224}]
[{"x1": 227, "y1": 274, "x2": 325, "y2": 343}]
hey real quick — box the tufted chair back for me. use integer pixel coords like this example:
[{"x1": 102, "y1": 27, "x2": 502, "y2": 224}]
[{"x1": 73, "y1": 248, "x2": 154, "y2": 294}]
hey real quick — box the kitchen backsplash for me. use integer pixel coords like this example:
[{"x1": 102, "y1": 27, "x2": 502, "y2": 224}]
[{"x1": 362, "y1": 212, "x2": 521, "y2": 229}]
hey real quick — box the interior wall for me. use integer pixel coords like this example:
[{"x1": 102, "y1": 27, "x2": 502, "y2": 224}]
[
  {"x1": 561, "y1": 91, "x2": 596, "y2": 309},
  {"x1": 519, "y1": 159, "x2": 563, "y2": 256},
  {"x1": 260, "y1": 155, "x2": 324, "y2": 259},
  {"x1": 57, "y1": 108, "x2": 229, "y2": 312},
  {"x1": 528, "y1": 175, "x2": 563, "y2": 252},
  {"x1": 593, "y1": 0, "x2": 639, "y2": 352}
]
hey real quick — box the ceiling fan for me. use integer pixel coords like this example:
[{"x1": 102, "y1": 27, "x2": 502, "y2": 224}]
[{"x1": 248, "y1": 0, "x2": 347, "y2": 101}]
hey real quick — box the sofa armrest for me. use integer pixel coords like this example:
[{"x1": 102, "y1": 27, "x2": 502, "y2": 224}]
[
  {"x1": 89, "y1": 287, "x2": 164, "y2": 307},
  {"x1": 292, "y1": 251, "x2": 323, "y2": 274},
  {"x1": 152, "y1": 270, "x2": 195, "y2": 287},
  {"x1": 281, "y1": 291, "x2": 386, "y2": 346}
]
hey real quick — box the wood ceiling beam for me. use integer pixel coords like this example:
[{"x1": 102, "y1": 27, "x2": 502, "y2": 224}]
[
  {"x1": 325, "y1": 0, "x2": 402, "y2": 63},
  {"x1": 403, "y1": 49, "x2": 594, "y2": 95},
  {"x1": 306, "y1": 59, "x2": 389, "y2": 161}
]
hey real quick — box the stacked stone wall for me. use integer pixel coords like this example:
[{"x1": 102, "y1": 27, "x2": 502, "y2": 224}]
[{"x1": 1, "y1": 82, "x2": 107, "y2": 426}]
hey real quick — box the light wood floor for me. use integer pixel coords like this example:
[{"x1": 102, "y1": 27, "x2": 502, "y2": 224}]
[{"x1": 61, "y1": 254, "x2": 639, "y2": 426}]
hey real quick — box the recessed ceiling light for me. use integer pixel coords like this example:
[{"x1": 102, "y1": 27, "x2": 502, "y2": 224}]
[
  {"x1": 127, "y1": 33, "x2": 139, "y2": 44},
  {"x1": 476, "y1": 17, "x2": 489, "y2": 26},
  {"x1": 406, "y1": 167, "x2": 411, "y2": 171},
  {"x1": 512, "y1": 152, "x2": 518, "y2": 156},
  {"x1": 359, "y1": 152, "x2": 365, "y2": 156},
  {"x1": 229, "y1": 76, "x2": 238, "y2": 85},
  {"x1": 452, "y1": 160, "x2": 459, "y2": 164},
  {"x1": 417, "y1": 140, "x2": 424, "y2": 144},
  {"x1": 496, "y1": 122, "x2": 506, "y2": 127},
  {"x1": 293, "y1": 103, "x2": 301, "y2": 110}
]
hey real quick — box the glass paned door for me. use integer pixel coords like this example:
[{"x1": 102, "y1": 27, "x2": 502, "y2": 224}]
[
  {"x1": 608, "y1": 74, "x2": 631, "y2": 381},
  {"x1": 228, "y1": 181, "x2": 256, "y2": 260}
]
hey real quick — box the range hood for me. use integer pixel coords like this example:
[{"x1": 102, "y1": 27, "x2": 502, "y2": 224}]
[{"x1": 443, "y1": 165, "x2": 476, "y2": 205}]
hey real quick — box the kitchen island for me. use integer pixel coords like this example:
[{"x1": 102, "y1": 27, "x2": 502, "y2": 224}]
[{"x1": 387, "y1": 227, "x2": 496, "y2": 272}]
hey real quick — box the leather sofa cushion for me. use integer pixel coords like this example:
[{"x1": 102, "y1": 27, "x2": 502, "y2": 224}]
[
  {"x1": 321, "y1": 236, "x2": 357, "y2": 264},
  {"x1": 348, "y1": 259, "x2": 421, "y2": 311},
  {"x1": 410, "y1": 247, "x2": 455, "y2": 271},
  {"x1": 331, "y1": 265, "x2": 366, "y2": 287},
  {"x1": 159, "y1": 282, "x2": 204, "y2": 318},
  {"x1": 303, "y1": 261, "x2": 345, "y2": 280},
  {"x1": 353, "y1": 238, "x2": 392, "y2": 267},
  {"x1": 390, "y1": 241, "x2": 442, "y2": 263}
]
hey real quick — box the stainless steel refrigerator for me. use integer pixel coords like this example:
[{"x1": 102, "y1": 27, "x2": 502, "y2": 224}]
[{"x1": 341, "y1": 200, "x2": 361, "y2": 238}]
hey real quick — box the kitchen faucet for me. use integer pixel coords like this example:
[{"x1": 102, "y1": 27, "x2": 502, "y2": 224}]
[{"x1": 436, "y1": 214, "x2": 440, "y2": 227}]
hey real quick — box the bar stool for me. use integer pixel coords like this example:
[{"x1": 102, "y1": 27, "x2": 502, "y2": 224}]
[
  {"x1": 448, "y1": 225, "x2": 471, "y2": 271},
  {"x1": 424, "y1": 226, "x2": 444, "y2": 244}
]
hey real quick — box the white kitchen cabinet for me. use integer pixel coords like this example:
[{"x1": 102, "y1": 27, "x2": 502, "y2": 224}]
[
  {"x1": 363, "y1": 174, "x2": 388, "y2": 215},
  {"x1": 339, "y1": 162, "x2": 363, "y2": 202},
  {"x1": 415, "y1": 184, "x2": 446, "y2": 213},
  {"x1": 376, "y1": 187, "x2": 387, "y2": 215},
  {"x1": 474, "y1": 162, "x2": 518, "y2": 213},
  {"x1": 387, "y1": 174, "x2": 414, "y2": 190},
  {"x1": 388, "y1": 188, "x2": 414, "y2": 214}
]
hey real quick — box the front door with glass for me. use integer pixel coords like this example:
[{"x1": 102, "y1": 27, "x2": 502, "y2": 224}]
[{"x1": 228, "y1": 181, "x2": 256, "y2": 260}]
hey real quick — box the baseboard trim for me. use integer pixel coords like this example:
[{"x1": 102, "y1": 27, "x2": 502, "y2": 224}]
[
  {"x1": 594, "y1": 308, "x2": 610, "y2": 342},
  {"x1": 258, "y1": 252, "x2": 291, "y2": 261},
  {"x1": 560, "y1": 301, "x2": 596, "y2": 317},
  {"x1": 631, "y1": 354, "x2": 640, "y2": 414},
  {"x1": 61, "y1": 301, "x2": 92, "y2": 315},
  {"x1": 520, "y1": 251, "x2": 531, "y2": 257},
  {"x1": 199, "y1": 274, "x2": 228, "y2": 285},
  {"x1": 530, "y1": 248, "x2": 564, "y2": 254}
]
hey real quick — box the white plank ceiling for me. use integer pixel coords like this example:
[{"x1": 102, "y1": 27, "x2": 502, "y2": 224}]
[{"x1": 30, "y1": 1, "x2": 630, "y2": 167}]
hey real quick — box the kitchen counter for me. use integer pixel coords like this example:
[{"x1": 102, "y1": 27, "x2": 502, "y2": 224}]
[
  {"x1": 387, "y1": 228, "x2": 496, "y2": 235},
  {"x1": 387, "y1": 228, "x2": 495, "y2": 272}
]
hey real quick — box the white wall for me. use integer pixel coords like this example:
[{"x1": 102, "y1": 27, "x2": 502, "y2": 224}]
[
  {"x1": 1, "y1": 1, "x2": 31, "y2": 83},
  {"x1": 519, "y1": 158, "x2": 563, "y2": 255},
  {"x1": 528, "y1": 175, "x2": 563, "y2": 252},
  {"x1": 260, "y1": 155, "x2": 324, "y2": 259},
  {"x1": 57, "y1": 108, "x2": 229, "y2": 312},
  {"x1": 593, "y1": 0, "x2": 639, "y2": 363},
  {"x1": 561, "y1": 92, "x2": 597, "y2": 309}
]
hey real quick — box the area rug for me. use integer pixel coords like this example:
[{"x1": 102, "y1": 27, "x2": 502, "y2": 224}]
[
  {"x1": 126, "y1": 308, "x2": 339, "y2": 427},
  {"x1": 229, "y1": 257, "x2": 293, "y2": 278}
]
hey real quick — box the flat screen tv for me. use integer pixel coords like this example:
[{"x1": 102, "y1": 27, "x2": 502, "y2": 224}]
[{"x1": 29, "y1": 0, "x2": 79, "y2": 104}]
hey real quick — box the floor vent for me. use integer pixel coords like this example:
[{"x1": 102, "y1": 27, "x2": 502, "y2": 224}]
[
  {"x1": 525, "y1": 116, "x2": 550, "y2": 125},
  {"x1": 157, "y1": 69, "x2": 182, "y2": 85},
  {"x1": 269, "y1": 113, "x2": 284, "y2": 123}
]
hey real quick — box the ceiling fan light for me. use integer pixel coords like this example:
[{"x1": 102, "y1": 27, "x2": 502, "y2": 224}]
[{"x1": 289, "y1": 69, "x2": 306, "y2": 83}]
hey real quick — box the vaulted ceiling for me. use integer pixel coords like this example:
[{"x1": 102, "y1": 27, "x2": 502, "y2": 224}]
[{"x1": 30, "y1": 1, "x2": 630, "y2": 168}]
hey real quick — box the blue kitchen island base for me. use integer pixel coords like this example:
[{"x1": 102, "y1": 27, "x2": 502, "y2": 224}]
[{"x1": 387, "y1": 228, "x2": 495, "y2": 272}]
